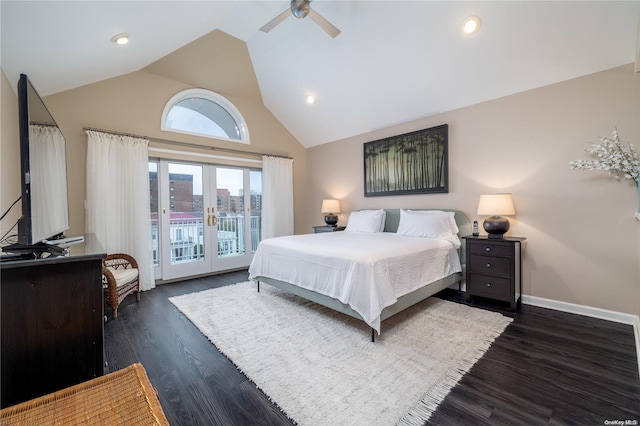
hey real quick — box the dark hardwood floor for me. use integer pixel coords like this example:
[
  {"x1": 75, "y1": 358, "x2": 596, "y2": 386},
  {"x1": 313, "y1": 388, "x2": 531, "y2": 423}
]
[{"x1": 104, "y1": 270, "x2": 640, "y2": 425}]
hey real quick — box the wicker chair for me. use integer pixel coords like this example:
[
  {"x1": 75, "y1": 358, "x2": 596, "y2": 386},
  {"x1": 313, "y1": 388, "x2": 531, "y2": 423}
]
[{"x1": 102, "y1": 253, "x2": 140, "y2": 319}]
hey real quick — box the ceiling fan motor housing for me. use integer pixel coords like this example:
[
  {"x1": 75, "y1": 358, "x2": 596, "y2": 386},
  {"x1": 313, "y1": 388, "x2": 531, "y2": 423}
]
[
  {"x1": 260, "y1": 0, "x2": 340, "y2": 38},
  {"x1": 291, "y1": 0, "x2": 311, "y2": 19}
]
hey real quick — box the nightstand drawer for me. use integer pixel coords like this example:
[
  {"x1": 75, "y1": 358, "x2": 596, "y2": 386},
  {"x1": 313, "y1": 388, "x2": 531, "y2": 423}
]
[
  {"x1": 467, "y1": 274, "x2": 512, "y2": 300},
  {"x1": 468, "y1": 242, "x2": 512, "y2": 258},
  {"x1": 468, "y1": 255, "x2": 511, "y2": 278}
]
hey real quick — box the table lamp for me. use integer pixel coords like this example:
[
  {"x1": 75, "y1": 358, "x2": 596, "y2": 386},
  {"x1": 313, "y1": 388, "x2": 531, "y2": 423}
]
[
  {"x1": 321, "y1": 199, "x2": 341, "y2": 227},
  {"x1": 477, "y1": 194, "x2": 515, "y2": 238}
]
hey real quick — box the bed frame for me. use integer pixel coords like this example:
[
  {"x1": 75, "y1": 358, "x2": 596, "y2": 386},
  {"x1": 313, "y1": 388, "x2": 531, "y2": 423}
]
[{"x1": 254, "y1": 209, "x2": 472, "y2": 341}]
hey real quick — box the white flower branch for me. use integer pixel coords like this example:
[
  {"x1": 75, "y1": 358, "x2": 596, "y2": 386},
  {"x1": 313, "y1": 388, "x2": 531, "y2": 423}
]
[{"x1": 570, "y1": 129, "x2": 639, "y2": 183}]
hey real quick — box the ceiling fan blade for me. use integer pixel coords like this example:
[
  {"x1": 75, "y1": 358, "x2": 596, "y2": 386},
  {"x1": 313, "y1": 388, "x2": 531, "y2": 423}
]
[
  {"x1": 308, "y1": 8, "x2": 341, "y2": 38},
  {"x1": 260, "y1": 8, "x2": 291, "y2": 33}
]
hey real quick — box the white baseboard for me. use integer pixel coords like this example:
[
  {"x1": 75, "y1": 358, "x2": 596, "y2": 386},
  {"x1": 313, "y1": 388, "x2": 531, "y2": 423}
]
[
  {"x1": 522, "y1": 295, "x2": 639, "y2": 324},
  {"x1": 522, "y1": 294, "x2": 640, "y2": 379}
]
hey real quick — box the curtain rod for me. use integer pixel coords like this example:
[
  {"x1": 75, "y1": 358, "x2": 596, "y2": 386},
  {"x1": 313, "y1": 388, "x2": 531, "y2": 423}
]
[{"x1": 82, "y1": 127, "x2": 293, "y2": 160}]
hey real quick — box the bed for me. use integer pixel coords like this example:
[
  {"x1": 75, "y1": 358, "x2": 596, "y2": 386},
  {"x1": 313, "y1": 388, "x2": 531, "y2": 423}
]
[{"x1": 248, "y1": 208, "x2": 471, "y2": 340}]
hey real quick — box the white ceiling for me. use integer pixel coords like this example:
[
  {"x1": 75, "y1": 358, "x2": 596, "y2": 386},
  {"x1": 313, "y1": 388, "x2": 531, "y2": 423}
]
[{"x1": 2, "y1": 1, "x2": 639, "y2": 148}]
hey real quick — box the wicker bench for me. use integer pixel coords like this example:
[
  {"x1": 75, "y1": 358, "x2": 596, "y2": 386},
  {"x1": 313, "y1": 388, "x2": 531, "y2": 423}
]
[{"x1": 0, "y1": 363, "x2": 169, "y2": 425}]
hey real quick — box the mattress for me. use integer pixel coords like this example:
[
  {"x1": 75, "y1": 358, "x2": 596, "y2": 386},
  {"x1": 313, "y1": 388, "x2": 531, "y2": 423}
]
[{"x1": 248, "y1": 231, "x2": 462, "y2": 332}]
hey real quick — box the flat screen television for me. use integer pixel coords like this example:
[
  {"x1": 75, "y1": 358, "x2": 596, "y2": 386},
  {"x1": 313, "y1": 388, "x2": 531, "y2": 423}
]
[{"x1": 13, "y1": 74, "x2": 70, "y2": 248}]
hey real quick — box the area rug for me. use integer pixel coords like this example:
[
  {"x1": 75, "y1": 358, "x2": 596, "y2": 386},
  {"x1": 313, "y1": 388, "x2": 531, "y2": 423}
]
[{"x1": 169, "y1": 281, "x2": 512, "y2": 426}]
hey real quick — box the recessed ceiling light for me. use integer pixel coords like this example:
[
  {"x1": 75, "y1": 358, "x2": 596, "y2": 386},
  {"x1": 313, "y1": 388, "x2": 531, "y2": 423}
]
[
  {"x1": 305, "y1": 94, "x2": 316, "y2": 105},
  {"x1": 111, "y1": 33, "x2": 130, "y2": 45},
  {"x1": 462, "y1": 16, "x2": 482, "y2": 35}
]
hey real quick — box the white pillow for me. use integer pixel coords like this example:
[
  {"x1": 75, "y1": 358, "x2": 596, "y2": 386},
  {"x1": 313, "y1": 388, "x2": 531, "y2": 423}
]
[
  {"x1": 404, "y1": 209, "x2": 459, "y2": 235},
  {"x1": 345, "y1": 209, "x2": 386, "y2": 233},
  {"x1": 396, "y1": 209, "x2": 461, "y2": 248}
]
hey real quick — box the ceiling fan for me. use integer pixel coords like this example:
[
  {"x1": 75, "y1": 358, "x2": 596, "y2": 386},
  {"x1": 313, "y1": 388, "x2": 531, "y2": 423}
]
[{"x1": 260, "y1": 0, "x2": 341, "y2": 39}]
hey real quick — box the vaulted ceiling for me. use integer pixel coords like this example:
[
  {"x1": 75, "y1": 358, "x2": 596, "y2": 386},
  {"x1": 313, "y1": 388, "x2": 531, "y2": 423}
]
[{"x1": 2, "y1": 1, "x2": 639, "y2": 148}]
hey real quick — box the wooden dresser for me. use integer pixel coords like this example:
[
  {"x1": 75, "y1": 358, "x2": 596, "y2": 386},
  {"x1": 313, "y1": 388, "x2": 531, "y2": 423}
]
[{"x1": 0, "y1": 234, "x2": 106, "y2": 408}]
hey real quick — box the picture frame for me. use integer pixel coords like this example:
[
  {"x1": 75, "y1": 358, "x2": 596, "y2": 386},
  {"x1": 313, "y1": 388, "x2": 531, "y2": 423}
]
[{"x1": 364, "y1": 124, "x2": 448, "y2": 197}]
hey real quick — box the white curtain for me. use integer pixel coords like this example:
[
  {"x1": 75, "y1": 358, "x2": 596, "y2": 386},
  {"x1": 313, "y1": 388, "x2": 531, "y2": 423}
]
[
  {"x1": 85, "y1": 130, "x2": 154, "y2": 291},
  {"x1": 261, "y1": 156, "x2": 294, "y2": 239},
  {"x1": 29, "y1": 125, "x2": 69, "y2": 241}
]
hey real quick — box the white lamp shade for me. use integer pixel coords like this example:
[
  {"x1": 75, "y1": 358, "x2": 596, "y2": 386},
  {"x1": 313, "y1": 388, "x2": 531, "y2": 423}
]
[
  {"x1": 321, "y1": 199, "x2": 341, "y2": 213},
  {"x1": 477, "y1": 194, "x2": 515, "y2": 216}
]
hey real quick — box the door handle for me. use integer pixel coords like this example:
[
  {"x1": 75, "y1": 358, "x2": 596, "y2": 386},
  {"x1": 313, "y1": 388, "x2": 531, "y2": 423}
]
[{"x1": 212, "y1": 215, "x2": 218, "y2": 226}]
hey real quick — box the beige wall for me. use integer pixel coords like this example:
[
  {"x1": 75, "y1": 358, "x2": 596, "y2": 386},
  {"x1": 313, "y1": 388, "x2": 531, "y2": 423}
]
[
  {"x1": 1, "y1": 70, "x2": 22, "y2": 237},
  {"x1": 307, "y1": 64, "x2": 640, "y2": 316},
  {"x1": 44, "y1": 70, "x2": 307, "y2": 237}
]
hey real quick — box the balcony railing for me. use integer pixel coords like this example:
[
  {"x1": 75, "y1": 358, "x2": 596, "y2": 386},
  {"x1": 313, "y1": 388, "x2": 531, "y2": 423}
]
[{"x1": 151, "y1": 214, "x2": 261, "y2": 265}]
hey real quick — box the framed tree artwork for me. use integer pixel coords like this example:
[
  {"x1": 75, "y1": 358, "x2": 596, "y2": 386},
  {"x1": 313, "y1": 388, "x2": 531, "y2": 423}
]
[{"x1": 364, "y1": 124, "x2": 448, "y2": 197}]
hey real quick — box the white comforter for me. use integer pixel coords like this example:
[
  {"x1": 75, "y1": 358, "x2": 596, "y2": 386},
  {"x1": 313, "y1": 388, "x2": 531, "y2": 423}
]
[{"x1": 248, "y1": 232, "x2": 461, "y2": 333}]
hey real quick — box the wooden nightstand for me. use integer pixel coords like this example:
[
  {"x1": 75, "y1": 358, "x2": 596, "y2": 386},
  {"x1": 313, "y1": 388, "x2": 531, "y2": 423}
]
[
  {"x1": 462, "y1": 235, "x2": 526, "y2": 311},
  {"x1": 313, "y1": 226, "x2": 346, "y2": 233}
]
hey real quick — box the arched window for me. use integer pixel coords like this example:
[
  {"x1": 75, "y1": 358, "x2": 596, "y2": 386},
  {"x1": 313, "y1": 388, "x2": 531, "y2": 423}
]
[{"x1": 161, "y1": 89, "x2": 249, "y2": 144}]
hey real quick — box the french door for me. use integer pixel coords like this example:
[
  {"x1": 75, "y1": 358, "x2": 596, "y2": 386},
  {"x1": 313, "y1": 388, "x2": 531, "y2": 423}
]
[{"x1": 150, "y1": 160, "x2": 262, "y2": 281}]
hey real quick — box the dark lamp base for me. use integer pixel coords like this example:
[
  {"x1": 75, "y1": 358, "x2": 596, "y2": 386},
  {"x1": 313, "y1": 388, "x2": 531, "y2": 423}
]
[
  {"x1": 483, "y1": 216, "x2": 510, "y2": 238},
  {"x1": 488, "y1": 233, "x2": 506, "y2": 239},
  {"x1": 324, "y1": 214, "x2": 338, "y2": 227}
]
